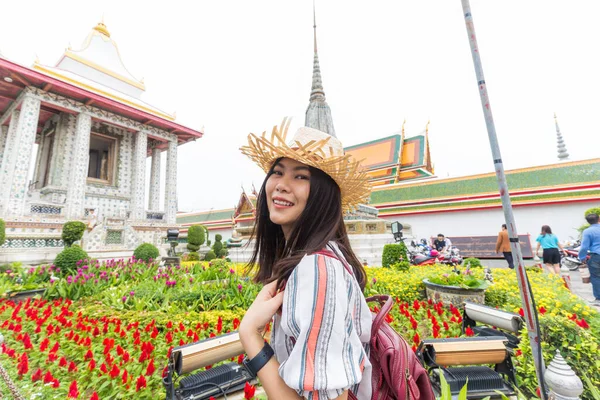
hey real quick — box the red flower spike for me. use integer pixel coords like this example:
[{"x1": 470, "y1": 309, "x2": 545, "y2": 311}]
[
  {"x1": 538, "y1": 306, "x2": 547, "y2": 315},
  {"x1": 217, "y1": 316, "x2": 223, "y2": 334},
  {"x1": 52, "y1": 379, "x2": 60, "y2": 388},
  {"x1": 146, "y1": 359, "x2": 156, "y2": 376},
  {"x1": 244, "y1": 382, "x2": 256, "y2": 399},
  {"x1": 31, "y1": 368, "x2": 43, "y2": 382},
  {"x1": 122, "y1": 369, "x2": 129, "y2": 384},
  {"x1": 59, "y1": 357, "x2": 68, "y2": 367},
  {"x1": 237, "y1": 354, "x2": 244, "y2": 364},
  {"x1": 109, "y1": 364, "x2": 120, "y2": 379},
  {"x1": 577, "y1": 318, "x2": 590, "y2": 329},
  {"x1": 90, "y1": 392, "x2": 99, "y2": 400},
  {"x1": 465, "y1": 327, "x2": 475, "y2": 337},
  {"x1": 136, "y1": 375, "x2": 147, "y2": 392},
  {"x1": 88, "y1": 359, "x2": 96, "y2": 371},
  {"x1": 518, "y1": 308, "x2": 524, "y2": 317},
  {"x1": 68, "y1": 381, "x2": 79, "y2": 398},
  {"x1": 68, "y1": 361, "x2": 78, "y2": 372},
  {"x1": 43, "y1": 371, "x2": 54, "y2": 384},
  {"x1": 412, "y1": 333, "x2": 420, "y2": 346}
]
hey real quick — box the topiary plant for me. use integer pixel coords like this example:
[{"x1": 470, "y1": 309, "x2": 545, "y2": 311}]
[
  {"x1": 186, "y1": 225, "x2": 206, "y2": 252},
  {"x1": 186, "y1": 252, "x2": 200, "y2": 261},
  {"x1": 212, "y1": 234, "x2": 227, "y2": 258},
  {"x1": 0, "y1": 218, "x2": 5, "y2": 247},
  {"x1": 62, "y1": 221, "x2": 86, "y2": 247},
  {"x1": 133, "y1": 243, "x2": 159, "y2": 262},
  {"x1": 463, "y1": 257, "x2": 483, "y2": 268},
  {"x1": 54, "y1": 245, "x2": 89, "y2": 276},
  {"x1": 204, "y1": 250, "x2": 217, "y2": 261},
  {"x1": 381, "y1": 242, "x2": 408, "y2": 267}
]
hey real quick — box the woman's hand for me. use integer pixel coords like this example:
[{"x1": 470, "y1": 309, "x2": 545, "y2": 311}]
[{"x1": 239, "y1": 280, "x2": 284, "y2": 337}]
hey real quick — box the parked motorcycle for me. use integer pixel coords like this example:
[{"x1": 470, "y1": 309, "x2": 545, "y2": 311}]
[
  {"x1": 437, "y1": 246, "x2": 464, "y2": 266},
  {"x1": 561, "y1": 247, "x2": 590, "y2": 271}
]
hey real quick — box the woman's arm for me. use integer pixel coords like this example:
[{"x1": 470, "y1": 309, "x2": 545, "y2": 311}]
[
  {"x1": 535, "y1": 243, "x2": 541, "y2": 254},
  {"x1": 239, "y1": 281, "x2": 348, "y2": 400},
  {"x1": 240, "y1": 329, "x2": 348, "y2": 400}
]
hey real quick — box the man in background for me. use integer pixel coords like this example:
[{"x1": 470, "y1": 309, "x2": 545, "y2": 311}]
[
  {"x1": 433, "y1": 234, "x2": 448, "y2": 253},
  {"x1": 495, "y1": 224, "x2": 514, "y2": 269},
  {"x1": 579, "y1": 213, "x2": 600, "y2": 306}
]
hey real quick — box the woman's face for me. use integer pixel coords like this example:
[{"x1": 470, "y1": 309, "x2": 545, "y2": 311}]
[{"x1": 265, "y1": 158, "x2": 311, "y2": 238}]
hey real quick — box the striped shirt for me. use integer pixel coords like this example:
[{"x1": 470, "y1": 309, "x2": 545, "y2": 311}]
[{"x1": 272, "y1": 244, "x2": 373, "y2": 400}]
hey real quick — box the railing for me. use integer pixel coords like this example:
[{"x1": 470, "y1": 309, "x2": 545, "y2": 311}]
[
  {"x1": 30, "y1": 203, "x2": 64, "y2": 215},
  {"x1": 146, "y1": 211, "x2": 165, "y2": 221},
  {"x1": 0, "y1": 238, "x2": 64, "y2": 249}
]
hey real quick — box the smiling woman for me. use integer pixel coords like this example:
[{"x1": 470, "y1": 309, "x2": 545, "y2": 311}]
[{"x1": 238, "y1": 120, "x2": 373, "y2": 399}]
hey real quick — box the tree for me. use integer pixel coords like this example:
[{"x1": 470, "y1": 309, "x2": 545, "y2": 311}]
[
  {"x1": 62, "y1": 221, "x2": 86, "y2": 247},
  {"x1": 212, "y1": 234, "x2": 228, "y2": 258},
  {"x1": 187, "y1": 225, "x2": 206, "y2": 252}
]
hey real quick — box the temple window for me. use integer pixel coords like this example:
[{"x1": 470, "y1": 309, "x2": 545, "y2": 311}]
[{"x1": 87, "y1": 133, "x2": 117, "y2": 184}]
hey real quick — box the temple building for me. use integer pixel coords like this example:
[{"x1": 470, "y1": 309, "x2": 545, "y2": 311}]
[{"x1": 0, "y1": 22, "x2": 203, "y2": 263}]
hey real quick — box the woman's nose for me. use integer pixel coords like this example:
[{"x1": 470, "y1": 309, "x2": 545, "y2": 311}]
[{"x1": 275, "y1": 181, "x2": 289, "y2": 193}]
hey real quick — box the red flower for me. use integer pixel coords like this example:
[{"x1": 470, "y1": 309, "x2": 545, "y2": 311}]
[
  {"x1": 68, "y1": 381, "x2": 79, "y2": 398},
  {"x1": 100, "y1": 363, "x2": 108, "y2": 374},
  {"x1": 465, "y1": 327, "x2": 475, "y2": 337},
  {"x1": 17, "y1": 353, "x2": 29, "y2": 376},
  {"x1": 165, "y1": 331, "x2": 173, "y2": 344},
  {"x1": 244, "y1": 382, "x2": 256, "y2": 399},
  {"x1": 233, "y1": 318, "x2": 241, "y2": 330},
  {"x1": 122, "y1": 351, "x2": 130, "y2": 363},
  {"x1": 90, "y1": 392, "x2": 99, "y2": 400},
  {"x1": 217, "y1": 317, "x2": 223, "y2": 334},
  {"x1": 515, "y1": 349, "x2": 522, "y2": 357},
  {"x1": 136, "y1": 375, "x2": 147, "y2": 392},
  {"x1": 443, "y1": 321, "x2": 450, "y2": 331},
  {"x1": 166, "y1": 321, "x2": 173, "y2": 329},
  {"x1": 576, "y1": 318, "x2": 590, "y2": 329},
  {"x1": 146, "y1": 359, "x2": 156, "y2": 376},
  {"x1": 122, "y1": 369, "x2": 129, "y2": 384},
  {"x1": 85, "y1": 350, "x2": 94, "y2": 360},
  {"x1": 412, "y1": 332, "x2": 420, "y2": 346},
  {"x1": 412, "y1": 299, "x2": 421, "y2": 311},
  {"x1": 52, "y1": 379, "x2": 60, "y2": 388},
  {"x1": 22, "y1": 333, "x2": 33, "y2": 349},
  {"x1": 518, "y1": 308, "x2": 524, "y2": 317},
  {"x1": 68, "y1": 361, "x2": 78, "y2": 372},
  {"x1": 237, "y1": 354, "x2": 244, "y2": 364},
  {"x1": 39, "y1": 338, "x2": 49, "y2": 352},
  {"x1": 31, "y1": 368, "x2": 43, "y2": 382},
  {"x1": 109, "y1": 364, "x2": 120, "y2": 379},
  {"x1": 88, "y1": 359, "x2": 96, "y2": 371},
  {"x1": 43, "y1": 371, "x2": 54, "y2": 384},
  {"x1": 538, "y1": 306, "x2": 547, "y2": 315}
]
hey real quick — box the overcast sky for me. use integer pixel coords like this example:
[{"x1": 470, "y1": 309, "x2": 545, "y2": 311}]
[{"x1": 2, "y1": 1, "x2": 599, "y2": 212}]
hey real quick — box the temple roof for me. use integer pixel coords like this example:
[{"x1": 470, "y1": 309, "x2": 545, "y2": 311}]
[{"x1": 0, "y1": 22, "x2": 203, "y2": 144}]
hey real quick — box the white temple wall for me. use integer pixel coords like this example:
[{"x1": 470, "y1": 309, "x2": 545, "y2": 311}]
[{"x1": 380, "y1": 201, "x2": 595, "y2": 247}]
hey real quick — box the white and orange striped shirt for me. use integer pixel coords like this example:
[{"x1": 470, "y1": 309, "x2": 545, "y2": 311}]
[{"x1": 272, "y1": 243, "x2": 373, "y2": 400}]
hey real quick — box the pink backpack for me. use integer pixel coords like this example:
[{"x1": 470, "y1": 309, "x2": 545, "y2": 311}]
[{"x1": 314, "y1": 250, "x2": 435, "y2": 400}]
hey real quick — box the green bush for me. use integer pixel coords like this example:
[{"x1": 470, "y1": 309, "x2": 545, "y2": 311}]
[
  {"x1": 584, "y1": 206, "x2": 600, "y2": 217},
  {"x1": 61, "y1": 221, "x2": 86, "y2": 247},
  {"x1": 187, "y1": 225, "x2": 206, "y2": 252},
  {"x1": 133, "y1": 243, "x2": 159, "y2": 262},
  {"x1": 54, "y1": 245, "x2": 89, "y2": 276},
  {"x1": 204, "y1": 250, "x2": 217, "y2": 261},
  {"x1": 212, "y1": 234, "x2": 228, "y2": 258},
  {"x1": 463, "y1": 257, "x2": 483, "y2": 268},
  {"x1": 381, "y1": 242, "x2": 408, "y2": 267},
  {"x1": 186, "y1": 252, "x2": 200, "y2": 261},
  {"x1": 390, "y1": 261, "x2": 411, "y2": 272},
  {"x1": 0, "y1": 218, "x2": 5, "y2": 247}
]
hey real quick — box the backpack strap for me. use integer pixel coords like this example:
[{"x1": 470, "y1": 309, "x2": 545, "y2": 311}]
[
  {"x1": 311, "y1": 247, "x2": 354, "y2": 276},
  {"x1": 366, "y1": 295, "x2": 394, "y2": 337}
]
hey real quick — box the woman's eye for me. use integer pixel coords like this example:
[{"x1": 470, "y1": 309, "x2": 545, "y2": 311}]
[
  {"x1": 296, "y1": 175, "x2": 309, "y2": 180},
  {"x1": 273, "y1": 170, "x2": 283, "y2": 176}
]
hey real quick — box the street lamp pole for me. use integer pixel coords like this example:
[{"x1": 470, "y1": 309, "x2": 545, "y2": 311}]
[{"x1": 459, "y1": 1, "x2": 547, "y2": 398}]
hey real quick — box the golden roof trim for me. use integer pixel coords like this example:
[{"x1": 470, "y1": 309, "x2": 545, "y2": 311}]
[{"x1": 64, "y1": 50, "x2": 145, "y2": 90}]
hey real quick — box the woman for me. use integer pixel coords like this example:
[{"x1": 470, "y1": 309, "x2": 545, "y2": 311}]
[
  {"x1": 238, "y1": 120, "x2": 372, "y2": 400},
  {"x1": 535, "y1": 225, "x2": 567, "y2": 274}
]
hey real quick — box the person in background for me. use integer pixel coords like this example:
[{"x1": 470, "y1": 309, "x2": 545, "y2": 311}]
[
  {"x1": 535, "y1": 225, "x2": 567, "y2": 274},
  {"x1": 579, "y1": 213, "x2": 600, "y2": 307},
  {"x1": 433, "y1": 234, "x2": 448, "y2": 253},
  {"x1": 495, "y1": 224, "x2": 514, "y2": 269}
]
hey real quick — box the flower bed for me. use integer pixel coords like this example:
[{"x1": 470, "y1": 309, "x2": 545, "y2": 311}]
[{"x1": 0, "y1": 261, "x2": 598, "y2": 399}]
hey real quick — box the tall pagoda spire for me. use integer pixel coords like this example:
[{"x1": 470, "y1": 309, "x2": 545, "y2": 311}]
[
  {"x1": 305, "y1": 1, "x2": 336, "y2": 137},
  {"x1": 554, "y1": 113, "x2": 569, "y2": 161}
]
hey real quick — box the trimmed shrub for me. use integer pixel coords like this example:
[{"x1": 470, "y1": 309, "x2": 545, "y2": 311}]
[
  {"x1": 215, "y1": 234, "x2": 222, "y2": 241},
  {"x1": 186, "y1": 252, "x2": 200, "y2": 262},
  {"x1": 54, "y1": 245, "x2": 89, "y2": 276},
  {"x1": 0, "y1": 218, "x2": 5, "y2": 247},
  {"x1": 204, "y1": 250, "x2": 217, "y2": 261},
  {"x1": 381, "y1": 242, "x2": 408, "y2": 267},
  {"x1": 212, "y1": 234, "x2": 228, "y2": 258},
  {"x1": 391, "y1": 261, "x2": 411, "y2": 272},
  {"x1": 62, "y1": 221, "x2": 86, "y2": 247},
  {"x1": 463, "y1": 257, "x2": 483, "y2": 268},
  {"x1": 584, "y1": 206, "x2": 600, "y2": 217},
  {"x1": 133, "y1": 243, "x2": 159, "y2": 262},
  {"x1": 187, "y1": 225, "x2": 206, "y2": 252}
]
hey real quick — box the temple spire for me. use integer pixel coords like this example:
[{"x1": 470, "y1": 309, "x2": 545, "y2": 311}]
[
  {"x1": 305, "y1": 0, "x2": 336, "y2": 137},
  {"x1": 554, "y1": 113, "x2": 569, "y2": 161}
]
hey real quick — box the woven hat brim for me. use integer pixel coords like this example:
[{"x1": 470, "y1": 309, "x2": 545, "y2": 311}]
[{"x1": 240, "y1": 119, "x2": 371, "y2": 211}]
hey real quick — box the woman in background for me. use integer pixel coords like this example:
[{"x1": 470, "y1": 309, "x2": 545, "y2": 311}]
[{"x1": 535, "y1": 225, "x2": 567, "y2": 274}]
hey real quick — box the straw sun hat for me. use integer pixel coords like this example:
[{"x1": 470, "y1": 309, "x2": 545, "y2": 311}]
[{"x1": 240, "y1": 117, "x2": 371, "y2": 210}]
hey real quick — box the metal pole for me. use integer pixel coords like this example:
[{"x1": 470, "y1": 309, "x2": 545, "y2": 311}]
[{"x1": 459, "y1": 1, "x2": 548, "y2": 398}]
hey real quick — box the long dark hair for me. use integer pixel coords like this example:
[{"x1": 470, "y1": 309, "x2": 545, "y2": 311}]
[
  {"x1": 541, "y1": 225, "x2": 553, "y2": 235},
  {"x1": 247, "y1": 159, "x2": 367, "y2": 291}
]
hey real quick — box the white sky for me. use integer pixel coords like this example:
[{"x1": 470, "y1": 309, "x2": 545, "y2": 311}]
[{"x1": 2, "y1": 1, "x2": 599, "y2": 212}]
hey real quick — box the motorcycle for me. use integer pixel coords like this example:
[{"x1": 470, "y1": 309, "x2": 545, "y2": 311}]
[
  {"x1": 561, "y1": 247, "x2": 590, "y2": 271},
  {"x1": 437, "y1": 246, "x2": 463, "y2": 266},
  {"x1": 406, "y1": 240, "x2": 463, "y2": 266}
]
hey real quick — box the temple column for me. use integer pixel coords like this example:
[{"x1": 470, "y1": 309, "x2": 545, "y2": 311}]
[
  {"x1": 148, "y1": 142, "x2": 161, "y2": 211},
  {"x1": 0, "y1": 113, "x2": 19, "y2": 211},
  {"x1": 0, "y1": 125, "x2": 8, "y2": 174},
  {"x1": 1, "y1": 96, "x2": 42, "y2": 216},
  {"x1": 130, "y1": 130, "x2": 148, "y2": 220},
  {"x1": 164, "y1": 138, "x2": 178, "y2": 224},
  {"x1": 66, "y1": 112, "x2": 92, "y2": 219}
]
